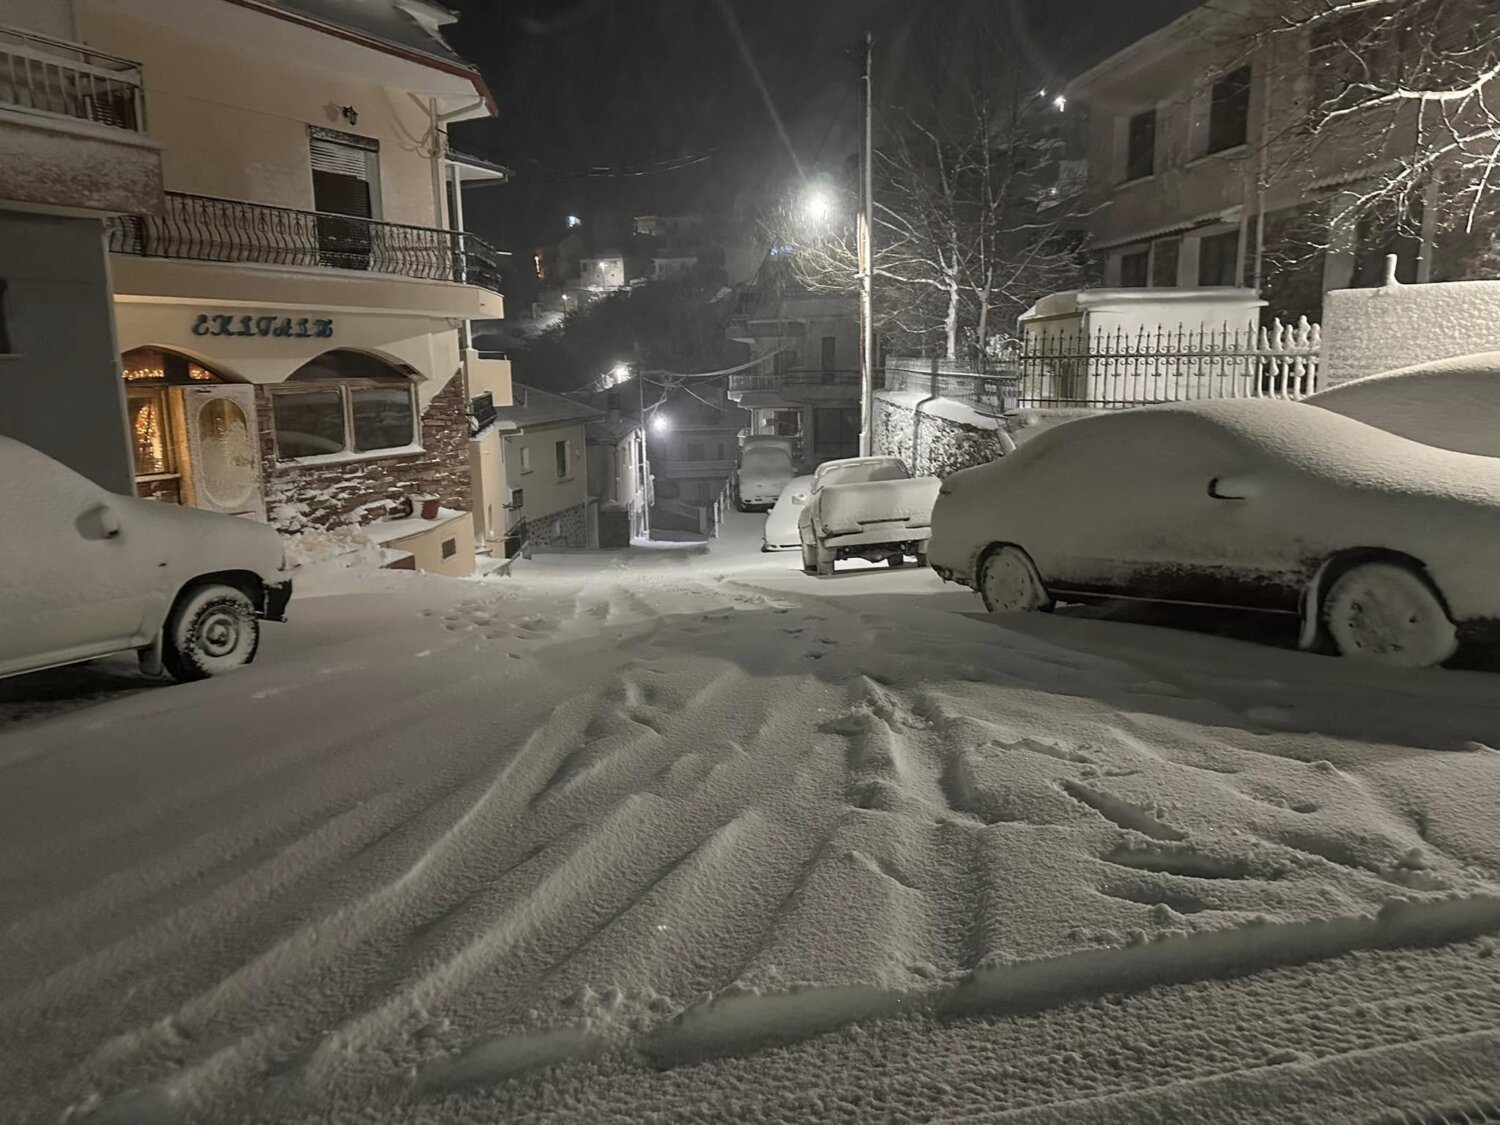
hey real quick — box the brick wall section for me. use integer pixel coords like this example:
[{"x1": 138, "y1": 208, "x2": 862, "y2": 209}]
[
  {"x1": 873, "y1": 394, "x2": 1009, "y2": 478},
  {"x1": 258, "y1": 372, "x2": 473, "y2": 531}
]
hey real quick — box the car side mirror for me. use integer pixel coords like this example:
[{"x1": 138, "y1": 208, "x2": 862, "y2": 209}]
[
  {"x1": 1207, "y1": 475, "x2": 1260, "y2": 501},
  {"x1": 77, "y1": 501, "x2": 122, "y2": 540}
]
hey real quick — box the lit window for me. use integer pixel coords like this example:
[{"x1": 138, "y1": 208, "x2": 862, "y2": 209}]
[
  {"x1": 519, "y1": 446, "x2": 532, "y2": 473},
  {"x1": 272, "y1": 349, "x2": 417, "y2": 460}
]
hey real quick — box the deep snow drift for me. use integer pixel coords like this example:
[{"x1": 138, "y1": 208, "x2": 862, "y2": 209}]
[{"x1": 3, "y1": 517, "x2": 1500, "y2": 1123}]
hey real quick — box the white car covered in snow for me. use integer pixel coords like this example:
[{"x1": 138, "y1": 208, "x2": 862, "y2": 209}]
[
  {"x1": 928, "y1": 399, "x2": 1500, "y2": 667},
  {"x1": 798, "y1": 456, "x2": 941, "y2": 576},
  {"x1": 734, "y1": 441, "x2": 796, "y2": 511},
  {"x1": 762, "y1": 474, "x2": 813, "y2": 551},
  {"x1": 1, "y1": 436, "x2": 292, "y2": 682},
  {"x1": 1308, "y1": 352, "x2": 1500, "y2": 457}
]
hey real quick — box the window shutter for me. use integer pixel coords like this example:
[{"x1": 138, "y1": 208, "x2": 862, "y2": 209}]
[{"x1": 310, "y1": 137, "x2": 371, "y2": 179}]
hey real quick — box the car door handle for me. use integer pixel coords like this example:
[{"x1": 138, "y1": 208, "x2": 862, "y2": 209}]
[{"x1": 1208, "y1": 476, "x2": 1251, "y2": 501}]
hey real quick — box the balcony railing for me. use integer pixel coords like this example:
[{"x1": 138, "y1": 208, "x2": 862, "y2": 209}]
[
  {"x1": 107, "y1": 191, "x2": 507, "y2": 294},
  {"x1": 0, "y1": 25, "x2": 145, "y2": 131},
  {"x1": 728, "y1": 370, "x2": 862, "y2": 395}
]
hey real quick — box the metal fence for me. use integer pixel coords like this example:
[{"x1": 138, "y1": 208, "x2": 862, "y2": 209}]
[
  {"x1": 0, "y1": 25, "x2": 144, "y2": 131},
  {"x1": 728, "y1": 370, "x2": 862, "y2": 395},
  {"x1": 108, "y1": 192, "x2": 507, "y2": 294},
  {"x1": 886, "y1": 319, "x2": 1322, "y2": 412}
]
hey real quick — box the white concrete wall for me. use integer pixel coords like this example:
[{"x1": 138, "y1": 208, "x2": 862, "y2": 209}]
[
  {"x1": 500, "y1": 422, "x2": 589, "y2": 524},
  {"x1": 1, "y1": 0, "x2": 76, "y2": 38},
  {"x1": 75, "y1": 0, "x2": 449, "y2": 229},
  {"x1": 1322, "y1": 280, "x2": 1500, "y2": 386}
]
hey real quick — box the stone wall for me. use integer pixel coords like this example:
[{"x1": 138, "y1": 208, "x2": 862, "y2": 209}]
[
  {"x1": 873, "y1": 392, "x2": 1009, "y2": 478},
  {"x1": 1321, "y1": 279, "x2": 1500, "y2": 387},
  {"x1": 260, "y1": 372, "x2": 473, "y2": 531},
  {"x1": 525, "y1": 501, "x2": 589, "y2": 550}
]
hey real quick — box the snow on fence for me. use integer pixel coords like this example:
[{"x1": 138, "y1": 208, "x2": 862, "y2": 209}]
[
  {"x1": 888, "y1": 319, "x2": 1322, "y2": 412},
  {"x1": 1006, "y1": 318, "x2": 1322, "y2": 408}
]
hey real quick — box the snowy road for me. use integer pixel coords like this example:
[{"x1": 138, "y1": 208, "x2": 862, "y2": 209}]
[{"x1": 4, "y1": 514, "x2": 1500, "y2": 1123}]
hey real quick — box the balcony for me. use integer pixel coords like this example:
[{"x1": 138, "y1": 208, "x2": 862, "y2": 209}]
[
  {"x1": 727, "y1": 370, "x2": 862, "y2": 405},
  {"x1": 0, "y1": 25, "x2": 145, "y2": 131},
  {"x1": 0, "y1": 24, "x2": 162, "y2": 215},
  {"x1": 108, "y1": 191, "x2": 507, "y2": 296}
]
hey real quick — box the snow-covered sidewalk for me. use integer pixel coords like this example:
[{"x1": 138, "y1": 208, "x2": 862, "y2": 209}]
[{"x1": 3, "y1": 514, "x2": 1500, "y2": 1123}]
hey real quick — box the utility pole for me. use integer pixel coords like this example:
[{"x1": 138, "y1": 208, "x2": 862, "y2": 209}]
[{"x1": 858, "y1": 30, "x2": 875, "y2": 457}]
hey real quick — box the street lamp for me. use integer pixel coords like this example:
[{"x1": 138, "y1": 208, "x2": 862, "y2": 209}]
[
  {"x1": 650, "y1": 413, "x2": 671, "y2": 434},
  {"x1": 803, "y1": 187, "x2": 835, "y2": 223},
  {"x1": 611, "y1": 362, "x2": 630, "y2": 384}
]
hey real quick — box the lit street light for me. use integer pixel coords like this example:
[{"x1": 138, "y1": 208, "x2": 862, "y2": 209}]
[
  {"x1": 803, "y1": 188, "x2": 835, "y2": 223},
  {"x1": 611, "y1": 362, "x2": 631, "y2": 384},
  {"x1": 650, "y1": 413, "x2": 671, "y2": 434}
]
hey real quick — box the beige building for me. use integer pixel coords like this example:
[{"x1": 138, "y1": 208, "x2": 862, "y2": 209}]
[
  {"x1": 1069, "y1": 0, "x2": 1476, "y2": 323},
  {"x1": 60, "y1": 0, "x2": 511, "y2": 570},
  {"x1": 0, "y1": 0, "x2": 164, "y2": 491},
  {"x1": 484, "y1": 384, "x2": 602, "y2": 554}
]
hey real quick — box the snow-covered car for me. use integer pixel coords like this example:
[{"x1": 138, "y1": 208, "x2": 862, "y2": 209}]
[
  {"x1": 762, "y1": 474, "x2": 813, "y2": 551},
  {"x1": 1, "y1": 436, "x2": 292, "y2": 683},
  {"x1": 734, "y1": 442, "x2": 796, "y2": 511},
  {"x1": 928, "y1": 398, "x2": 1500, "y2": 667},
  {"x1": 1308, "y1": 352, "x2": 1500, "y2": 456},
  {"x1": 798, "y1": 456, "x2": 941, "y2": 575}
]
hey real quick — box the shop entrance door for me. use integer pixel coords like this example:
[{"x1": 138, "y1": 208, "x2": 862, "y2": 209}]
[{"x1": 179, "y1": 384, "x2": 266, "y2": 520}]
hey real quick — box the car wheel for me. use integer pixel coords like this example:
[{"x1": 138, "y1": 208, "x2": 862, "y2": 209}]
[
  {"x1": 887, "y1": 552, "x2": 906, "y2": 568},
  {"x1": 979, "y1": 546, "x2": 1051, "y2": 613},
  {"x1": 1322, "y1": 561, "x2": 1457, "y2": 668},
  {"x1": 162, "y1": 583, "x2": 260, "y2": 682}
]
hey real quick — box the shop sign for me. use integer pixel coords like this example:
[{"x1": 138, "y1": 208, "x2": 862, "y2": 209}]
[{"x1": 192, "y1": 313, "x2": 334, "y2": 339}]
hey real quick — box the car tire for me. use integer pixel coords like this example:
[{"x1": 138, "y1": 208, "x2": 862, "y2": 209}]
[
  {"x1": 162, "y1": 583, "x2": 261, "y2": 682},
  {"x1": 1322, "y1": 561, "x2": 1457, "y2": 668},
  {"x1": 887, "y1": 553, "x2": 906, "y2": 568},
  {"x1": 979, "y1": 546, "x2": 1052, "y2": 613}
]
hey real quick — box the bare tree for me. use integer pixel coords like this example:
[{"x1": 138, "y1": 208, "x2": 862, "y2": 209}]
[
  {"x1": 1254, "y1": 0, "x2": 1500, "y2": 267},
  {"x1": 768, "y1": 6, "x2": 1088, "y2": 364}
]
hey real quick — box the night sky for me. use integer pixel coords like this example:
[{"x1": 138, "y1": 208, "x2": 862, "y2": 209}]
[{"x1": 447, "y1": 0, "x2": 1196, "y2": 262}]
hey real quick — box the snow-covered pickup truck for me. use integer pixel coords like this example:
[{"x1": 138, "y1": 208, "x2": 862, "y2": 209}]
[
  {"x1": 1, "y1": 435, "x2": 292, "y2": 683},
  {"x1": 798, "y1": 456, "x2": 941, "y2": 575}
]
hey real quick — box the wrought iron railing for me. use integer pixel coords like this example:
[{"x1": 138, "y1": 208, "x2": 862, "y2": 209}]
[
  {"x1": 108, "y1": 191, "x2": 507, "y2": 294},
  {"x1": 886, "y1": 319, "x2": 1322, "y2": 412},
  {"x1": 0, "y1": 24, "x2": 145, "y2": 131}
]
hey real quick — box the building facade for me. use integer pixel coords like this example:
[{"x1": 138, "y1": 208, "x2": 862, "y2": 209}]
[
  {"x1": 65, "y1": 0, "x2": 509, "y2": 570},
  {"x1": 727, "y1": 263, "x2": 861, "y2": 468},
  {"x1": 484, "y1": 383, "x2": 600, "y2": 553},
  {"x1": 1069, "y1": 0, "x2": 1480, "y2": 323},
  {"x1": 0, "y1": 0, "x2": 164, "y2": 492}
]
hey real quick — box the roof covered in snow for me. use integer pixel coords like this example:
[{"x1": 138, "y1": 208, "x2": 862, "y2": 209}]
[
  {"x1": 493, "y1": 384, "x2": 605, "y2": 432},
  {"x1": 242, "y1": 0, "x2": 470, "y2": 68}
]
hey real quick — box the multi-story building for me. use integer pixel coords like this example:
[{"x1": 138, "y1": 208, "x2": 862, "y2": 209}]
[
  {"x1": 62, "y1": 0, "x2": 510, "y2": 571},
  {"x1": 0, "y1": 0, "x2": 164, "y2": 492},
  {"x1": 646, "y1": 381, "x2": 745, "y2": 530},
  {"x1": 1068, "y1": 0, "x2": 1477, "y2": 322},
  {"x1": 482, "y1": 383, "x2": 600, "y2": 553},
  {"x1": 727, "y1": 261, "x2": 861, "y2": 468}
]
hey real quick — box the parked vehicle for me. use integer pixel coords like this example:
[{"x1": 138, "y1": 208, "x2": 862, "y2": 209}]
[
  {"x1": 1, "y1": 436, "x2": 292, "y2": 682},
  {"x1": 928, "y1": 399, "x2": 1500, "y2": 667},
  {"x1": 735, "y1": 442, "x2": 796, "y2": 511},
  {"x1": 1308, "y1": 352, "x2": 1500, "y2": 457},
  {"x1": 799, "y1": 456, "x2": 941, "y2": 576},
  {"x1": 763, "y1": 475, "x2": 814, "y2": 551}
]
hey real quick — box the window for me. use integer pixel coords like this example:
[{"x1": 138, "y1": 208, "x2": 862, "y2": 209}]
[
  {"x1": 1207, "y1": 66, "x2": 1252, "y2": 154},
  {"x1": 1119, "y1": 249, "x2": 1150, "y2": 288},
  {"x1": 507, "y1": 487, "x2": 524, "y2": 509},
  {"x1": 272, "y1": 349, "x2": 417, "y2": 460},
  {"x1": 441, "y1": 537, "x2": 457, "y2": 559},
  {"x1": 1197, "y1": 230, "x2": 1241, "y2": 287},
  {"x1": 821, "y1": 335, "x2": 836, "y2": 371},
  {"x1": 1151, "y1": 239, "x2": 1181, "y2": 287},
  {"x1": 686, "y1": 441, "x2": 705, "y2": 461},
  {"x1": 519, "y1": 446, "x2": 532, "y2": 473},
  {"x1": 555, "y1": 438, "x2": 570, "y2": 478},
  {"x1": 310, "y1": 127, "x2": 380, "y2": 270},
  {"x1": 1124, "y1": 109, "x2": 1156, "y2": 181},
  {"x1": 0, "y1": 280, "x2": 10, "y2": 353}
]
